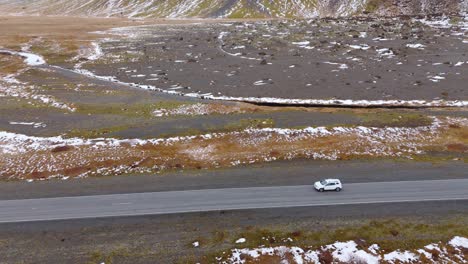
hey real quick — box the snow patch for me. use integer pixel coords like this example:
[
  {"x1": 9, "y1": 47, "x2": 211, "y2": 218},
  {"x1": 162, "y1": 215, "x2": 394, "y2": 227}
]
[
  {"x1": 449, "y1": 236, "x2": 468, "y2": 248},
  {"x1": 383, "y1": 251, "x2": 418, "y2": 263},
  {"x1": 235, "y1": 238, "x2": 246, "y2": 244},
  {"x1": 0, "y1": 49, "x2": 46, "y2": 66},
  {"x1": 9, "y1": 122, "x2": 46, "y2": 128},
  {"x1": 406, "y1": 43, "x2": 426, "y2": 49},
  {"x1": 222, "y1": 236, "x2": 468, "y2": 263}
]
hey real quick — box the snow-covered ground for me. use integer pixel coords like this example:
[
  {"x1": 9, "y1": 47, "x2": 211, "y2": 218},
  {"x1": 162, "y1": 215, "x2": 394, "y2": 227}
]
[
  {"x1": 0, "y1": 73, "x2": 75, "y2": 111},
  {"x1": 0, "y1": 116, "x2": 447, "y2": 155},
  {"x1": 222, "y1": 236, "x2": 468, "y2": 264},
  {"x1": 0, "y1": 72, "x2": 76, "y2": 112},
  {"x1": 0, "y1": 46, "x2": 76, "y2": 111},
  {"x1": 153, "y1": 103, "x2": 246, "y2": 117}
]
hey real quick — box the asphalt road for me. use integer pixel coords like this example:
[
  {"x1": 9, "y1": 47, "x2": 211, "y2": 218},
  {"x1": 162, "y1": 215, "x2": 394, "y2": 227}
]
[{"x1": 0, "y1": 179, "x2": 467, "y2": 223}]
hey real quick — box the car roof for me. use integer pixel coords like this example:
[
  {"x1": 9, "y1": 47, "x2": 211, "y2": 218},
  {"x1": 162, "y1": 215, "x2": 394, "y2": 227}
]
[{"x1": 324, "y1": 179, "x2": 341, "y2": 182}]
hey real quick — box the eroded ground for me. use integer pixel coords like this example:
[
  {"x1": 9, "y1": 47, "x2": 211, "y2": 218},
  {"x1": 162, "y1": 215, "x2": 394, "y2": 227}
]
[{"x1": 83, "y1": 15, "x2": 468, "y2": 102}]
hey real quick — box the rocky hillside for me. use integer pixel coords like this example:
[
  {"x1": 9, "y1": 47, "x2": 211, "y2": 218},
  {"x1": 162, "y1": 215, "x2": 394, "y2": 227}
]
[
  {"x1": 0, "y1": 0, "x2": 466, "y2": 18},
  {"x1": 368, "y1": 0, "x2": 466, "y2": 16}
]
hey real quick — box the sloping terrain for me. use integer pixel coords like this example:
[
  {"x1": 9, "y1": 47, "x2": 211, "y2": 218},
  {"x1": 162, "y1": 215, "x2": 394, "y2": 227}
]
[{"x1": 0, "y1": 0, "x2": 465, "y2": 18}]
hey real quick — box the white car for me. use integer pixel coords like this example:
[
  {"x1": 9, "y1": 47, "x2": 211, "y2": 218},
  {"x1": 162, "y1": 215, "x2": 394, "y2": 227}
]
[{"x1": 314, "y1": 179, "x2": 342, "y2": 192}]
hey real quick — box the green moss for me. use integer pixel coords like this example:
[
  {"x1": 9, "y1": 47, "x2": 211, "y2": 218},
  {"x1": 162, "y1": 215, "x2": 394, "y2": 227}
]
[
  {"x1": 29, "y1": 41, "x2": 78, "y2": 65},
  {"x1": 187, "y1": 0, "x2": 221, "y2": 16},
  {"x1": 227, "y1": 9, "x2": 250, "y2": 19},
  {"x1": 74, "y1": 101, "x2": 188, "y2": 119},
  {"x1": 357, "y1": 112, "x2": 433, "y2": 128},
  {"x1": 0, "y1": 97, "x2": 56, "y2": 111},
  {"x1": 287, "y1": 33, "x2": 308, "y2": 42},
  {"x1": 65, "y1": 125, "x2": 131, "y2": 139},
  {"x1": 365, "y1": 0, "x2": 382, "y2": 13},
  {"x1": 86, "y1": 246, "x2": 150, "y2": 264},
  {"x1": 157, "y1": 118, "x2": 275, "y2": 139},
  {"x1": 153, "y1": 101, "x2": 188, "y2": 111},
  {"x1": 227, "y1": 2, "x2": 266, "y2": 19},
  {"x1": 157, "y1": 128, "x2": 203, "y2": 139},
  {"x1": 223, "y1": 118, "x2": 275, "y2": 130},
  {"x1": 449, "y1": 17, "x2": 462, "y2": 25},
  {"x1": 409, "y1": 154, "x2": 467, "y2": 164},
  {"x1": 260, "y1": 0, "x2": 280, "y2": 17}
]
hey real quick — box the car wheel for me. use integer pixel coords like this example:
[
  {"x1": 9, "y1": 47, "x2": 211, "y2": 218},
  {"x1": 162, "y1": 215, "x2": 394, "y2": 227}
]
[
  {"x1": 319, "y1": 188, "x2": 324, "y2": 192},
  {"x1": 335, "y1": 187, "x2": 341, "y2": 192}
]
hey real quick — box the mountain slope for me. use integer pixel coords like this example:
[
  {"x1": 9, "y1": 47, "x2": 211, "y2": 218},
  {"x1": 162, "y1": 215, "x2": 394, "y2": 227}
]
[{"x1": 0, "y1": 0, "x2": 465, "y2": 18}]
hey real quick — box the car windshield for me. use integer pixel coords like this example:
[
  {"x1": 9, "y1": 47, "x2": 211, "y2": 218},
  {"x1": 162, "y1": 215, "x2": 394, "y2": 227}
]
[{"x1": 320, "y1": 180, "x2": 328, "y2": 185}]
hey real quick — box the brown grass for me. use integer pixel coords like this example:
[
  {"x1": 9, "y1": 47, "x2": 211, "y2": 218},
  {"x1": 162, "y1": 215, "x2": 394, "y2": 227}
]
[
  {"x1": 204, "y1": 215, "x2": 468, "y2": 263},
  {"x1": 244, "y1": 255, "x2": 284, "y2": 263},
  {"x1": 0, "y1": 113, "x2": 466, "y2": 181},
  {"x1": 0, "y1": 15, "x2": 161, "y2": 72},
  {"x1": 446, "y1": 143, "x2": 468, "y2": 153},
  {"x1": 0, "y1": 54, "x2": 25, "y2": 76},
  {"x1": 50, "y1": 145, "x2": 74, "y2": 153},
  {"x1": 0, "y1": 15, "x2": 270, "y2": 70},
  {"x1": 318, "y1": 250, "x2": 333, "y2": 264},
  {"x1": 0, "y1": 16, "x2": 140, "y2": 48}
]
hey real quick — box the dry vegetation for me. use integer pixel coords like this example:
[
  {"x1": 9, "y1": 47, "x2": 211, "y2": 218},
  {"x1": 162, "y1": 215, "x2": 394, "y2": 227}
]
[
  {"x1": 0, "y1": 15, "x2": 157, "y2": 71},
  {"x1": 0, "y1": 15, "x2": 248, "y2": 68},
  {"x1": 207, "y1": 217, "x2": 468, "y2": 264},
  {"x1": 1, "y1": 116, "x2": 466, "y2": 180},
  {"x1": 0, "y1": 16, "x2": 135, "y2": 47},
  {"x1": 0, "y1": 54, "x2": 24, "y2": 76}
]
